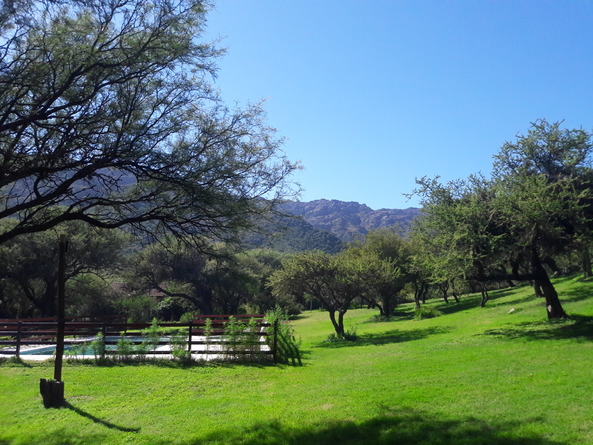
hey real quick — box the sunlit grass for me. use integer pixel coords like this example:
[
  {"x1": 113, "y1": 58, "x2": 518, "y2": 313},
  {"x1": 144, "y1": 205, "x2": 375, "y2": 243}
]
[{"x1": 1, "y1": 275, "x2": 592, "y2": 444}]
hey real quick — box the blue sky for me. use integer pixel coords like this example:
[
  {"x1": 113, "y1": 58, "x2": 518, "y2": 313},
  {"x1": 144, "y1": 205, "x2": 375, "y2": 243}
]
[{"x1": 204, "y1": 0, "x2": 593, "y2": 210}]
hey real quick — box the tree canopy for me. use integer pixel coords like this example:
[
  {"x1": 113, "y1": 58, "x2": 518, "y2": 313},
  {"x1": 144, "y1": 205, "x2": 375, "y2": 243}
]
[
  {"x1": 0, "y1": 0, "x2": 298, "y2": 245},
  {"x1": 411, "y1": 120, "x2": 593, "y2": 318}
]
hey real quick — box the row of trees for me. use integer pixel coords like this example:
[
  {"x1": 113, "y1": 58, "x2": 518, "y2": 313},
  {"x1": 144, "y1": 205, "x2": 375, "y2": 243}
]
[
  {"x1": 2, "y1": 120, "x2": 591, "y2": 338},
  {"x1": 1, "y1": 2, "x2": 591, "y2": 338},
  {"x1": 0, "y1": 223, "x2": 299, "y2": 320},
  {"x1": 269, "y1": 120, "x2": 593, "y2": 337},
  {"x1": 410, "y1": 120, "x2": 593, "y2": 320}
]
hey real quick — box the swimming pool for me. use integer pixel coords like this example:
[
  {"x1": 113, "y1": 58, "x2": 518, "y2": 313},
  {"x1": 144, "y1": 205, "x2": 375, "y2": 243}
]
[{"x1": 19, "y1": 336, "x2": 168, "y2": 356}]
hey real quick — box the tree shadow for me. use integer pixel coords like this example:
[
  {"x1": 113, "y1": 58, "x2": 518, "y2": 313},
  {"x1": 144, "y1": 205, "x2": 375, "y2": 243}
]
[
  {"x1": 64, "y1": 402, "x2": 140, "y2": 433},
  {"x1": 315, "y1": 326, "x2": 451, "y2": 349},
  {"x1": 186, "y1": 406, "x2": 563, "y2": 445},
  {"x1": 436, "y1": 298, "x2": 480, "y2": 315},
  {"x1": 559, "y1": 285, "x2": 592, "y2": 303},
  {"x1": 490, "y1": 294, "x2": 538, "y2": 307},
  {"x1": 482, "y1": 315, "x2": 593, "y2": 342},
  {"x1": 364, "y1": 310, "x2": 415, "y2": 323}
]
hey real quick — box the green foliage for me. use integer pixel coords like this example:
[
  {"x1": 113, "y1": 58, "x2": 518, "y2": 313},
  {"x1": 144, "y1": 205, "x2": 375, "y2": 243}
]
[
  {"x1": 170, "y1": 330, "x2": 190, "y2": 362},
  {"x1": 65, "y1": 343, "x2": 90, "y2": 357},
  {"x1": 179, "y1": 312, "x2": 195, "y2": 323},
  {"x1": 266, "y1": 308, "x2": 302, "y2": 365},
  {"x1": 130, "y1": 239, "x2": 255, "y2": 316},
  {"x1": 117, "y1": 294, "x2": 157, "y2": 324},
  {"x1": 90, "y1": 332, "x2": 105, "y2": 359},
  {"x1": 0, "y1": 219, "x2": 127, "y2": 317},
  {"x1": 411, "y1": 120, "x2": 593, "y2": 318},
  {"x1": 222, "y1": 316, "x2": 246, "y2": 360},
  {"x1": 269, "y1": 250, "x2": 371, "y2": 338},
  {"x1": 0, "y1": 0, "x2": 298, "y2": 246},
  {"x1": 414, "y1": 306, "x2": 442, "y2": 320},
  {"x1": 141, "y1": 318, "x2": 162, "y2": 352}
]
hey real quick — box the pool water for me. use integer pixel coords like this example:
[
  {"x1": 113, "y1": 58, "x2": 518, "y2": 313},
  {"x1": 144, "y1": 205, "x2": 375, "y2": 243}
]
[{"x1": 20, "y1": 336, "x2": 168, "y2": 356}]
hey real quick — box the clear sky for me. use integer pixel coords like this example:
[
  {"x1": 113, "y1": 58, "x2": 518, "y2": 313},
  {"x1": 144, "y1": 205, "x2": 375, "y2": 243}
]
[{"x1": 204, "y1": 0, "x2": 593, "y2": 210}]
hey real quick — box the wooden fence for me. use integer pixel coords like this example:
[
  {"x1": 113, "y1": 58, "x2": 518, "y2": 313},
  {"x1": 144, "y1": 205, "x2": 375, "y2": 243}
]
[{"x1": 0, "y1": 315, "x2": 278, "y2": 362}]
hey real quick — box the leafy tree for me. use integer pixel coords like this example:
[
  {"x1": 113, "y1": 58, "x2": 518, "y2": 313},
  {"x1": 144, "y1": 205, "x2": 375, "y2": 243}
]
[
  {"x1": 0, "y1": 219, "x2": 127, "y2": 317},
  {"x1": 236, "y1": 249, "x2": 301, "y2": 314},
  {"x1": 130, "y1": 238, "x2": 254, "y2": 315},
  {"x1": 269, "y1": 251, "x2": 371, "y2": 338},
  {"x1": 0, "y1": 0, "x2": 297, "y2": 245},
  {"x1": 411, "y1": 175, "x2": 507, "y2": 306},
  {"x1": 351, "y1": 229, "x2": 411, "y2": 317},
  {"x1": 412, "y1": 120, "x2": 593, "y2": 318},
  {"x1": 491, "y1": 120, "x2": 593, "y2": 318}
]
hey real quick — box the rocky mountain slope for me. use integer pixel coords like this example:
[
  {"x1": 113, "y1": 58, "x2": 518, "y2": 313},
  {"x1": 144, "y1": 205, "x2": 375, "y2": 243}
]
[{"x1": 281, "y1": 200, "x2": 421, "y2": 242}]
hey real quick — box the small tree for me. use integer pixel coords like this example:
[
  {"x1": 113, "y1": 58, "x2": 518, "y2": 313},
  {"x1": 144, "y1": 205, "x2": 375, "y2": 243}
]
[{"x1": 269, "y1": 251, "x2": 370, "y2": 338}]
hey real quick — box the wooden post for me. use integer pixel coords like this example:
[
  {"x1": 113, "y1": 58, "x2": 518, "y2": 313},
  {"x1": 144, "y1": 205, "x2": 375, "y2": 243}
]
[
  {"x1": 273, "y1": 319, "x2": 279, "y2": 363},
  {"x1": 54, "y1": 235, "x2": 68, "y2": 382},
  {"x1": 40, "y1": 236, "x2": 67, "y2": 408},
  {"x1": 187, "y1": 321, "x2": 193, "y2": 355},
  {"x1": 16, "y1": 321, "x2": 22, "y2": 358},
  {"x1": 101, "y1": 322, "x2": 107, "y2": 359}
]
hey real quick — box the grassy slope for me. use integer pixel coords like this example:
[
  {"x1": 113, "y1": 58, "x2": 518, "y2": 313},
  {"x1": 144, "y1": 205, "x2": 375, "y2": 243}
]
[{"x1": 1, "y1": 275, "x2": 592, "y2": 445}]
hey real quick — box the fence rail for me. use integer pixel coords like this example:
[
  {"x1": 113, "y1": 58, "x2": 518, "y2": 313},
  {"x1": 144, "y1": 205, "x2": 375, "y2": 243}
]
[{"x1": 0, "y1": 315, "x2": 278, "y2": 361}]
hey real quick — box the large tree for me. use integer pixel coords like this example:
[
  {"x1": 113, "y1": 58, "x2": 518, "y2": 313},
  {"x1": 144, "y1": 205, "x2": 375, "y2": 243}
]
[
  {"x1": 491, "y1": 120, "x2": 593, "y2": 318},
  {"x1": 0, "y1": 0, "x2": 297, "y2": 245},
  {"x1": 0, "y1": 219, "x2": 127, "y2": 317}
]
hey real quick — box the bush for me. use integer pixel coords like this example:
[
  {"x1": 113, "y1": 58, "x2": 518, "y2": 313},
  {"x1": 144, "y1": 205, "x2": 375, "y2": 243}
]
[
  {"x1": 414, "y1": 306, "x2": 442, "y2": 320},
  {"x1": 91, "y1": 332, "x2": 106, "y2": 359},
  {"x1": 266, "y1": 307, "x2": 302, "y2": 365}
]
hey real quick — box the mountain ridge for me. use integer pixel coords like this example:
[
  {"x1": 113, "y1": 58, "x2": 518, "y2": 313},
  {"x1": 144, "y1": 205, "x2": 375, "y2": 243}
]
[{"x1": 281, "y1": 199, "x2": 421, "y2": 242}]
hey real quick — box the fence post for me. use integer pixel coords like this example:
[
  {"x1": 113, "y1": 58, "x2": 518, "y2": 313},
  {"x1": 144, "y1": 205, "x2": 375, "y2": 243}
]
[
  {"x1": 273, "y1": 319, "x2": 279, "y2": 363},
  {"x1": 16, "y1": 321, "x2": 22, "y2": 358},
  {"x1": 187, "y1": 321, "x2": 193, "y2": 355},
  {"x1": 101, "y1": 322, "x2": 107, "y2": 359}
]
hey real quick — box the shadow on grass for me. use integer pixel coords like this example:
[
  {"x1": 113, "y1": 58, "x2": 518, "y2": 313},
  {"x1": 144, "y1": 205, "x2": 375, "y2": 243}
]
[
  {"x1": 435, "y1": 298, "x2": 480, "y2": 315},
  {"x1": 559, "y1": 284, "x2": 592, "y2": 303},
  {"x1": 364, "y1": 310, "x2": 415, "y2": 323},
  {"x1": 186, "y1": 407, "x2": 561, "y2": 445},
  {"x1": 64, "y1": 402, "x2": 140, "y2": 433},
  {"x1": 0, "y1": 356, "x2": 33, "y2": 367},
  {"x1": 483, "y1": 315, "x2": 593, "y2": 342},
  {"x1": 315, "y1": 326, "x2": 451, "y2": 349},
  {"x1": 62, "y1": 355, "x2": 281, "y2": 369}
]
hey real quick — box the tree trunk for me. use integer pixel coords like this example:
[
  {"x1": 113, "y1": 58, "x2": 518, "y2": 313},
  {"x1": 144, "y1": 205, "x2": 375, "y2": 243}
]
[
  {"x1": 480, "y1": 285, "x2": 489, "y2": 307},
  {"x1": 375, "y1": 302, "x2": 386, "y2": 317},
  {"x1": 381, "y1": 295, "x2": 394, "y2": 317},
  {"x1": 532, "y1": 245, "x2": 566, "y2": 319},
  {"x1": 338, "y1": 311, "x2": 345, "y2": 337},
  {"x1": 328, "y1": 311, "x2": 344, "y2": 337},
  {"x1": 582, "y1": 249, "x2": 592, "y2": 279},
  {"x1": 451, "y1": 292, "x2": 459, "y2": 303},
  {"x1": 421, "y1": 283, "x2": 428, "y2": 304}
]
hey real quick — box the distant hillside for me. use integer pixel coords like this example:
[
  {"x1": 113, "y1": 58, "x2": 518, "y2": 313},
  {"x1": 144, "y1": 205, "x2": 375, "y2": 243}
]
[
  {"x1": 242, "y1": 213, "x2": 344, "y2": 254},
  {"x1": 281, "y1": 200, "x2": 421, "y2": 242}
]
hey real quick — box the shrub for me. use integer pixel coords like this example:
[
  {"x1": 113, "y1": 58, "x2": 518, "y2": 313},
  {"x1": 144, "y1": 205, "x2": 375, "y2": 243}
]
[
  {"x1": 266, "y1": 307, "x2": 302, "y2": 365},
  {"x1": 91, "y1": 332, "x2": 106, "y2": 359},
  {"x1": 414, "y1": 306, "x2": 442, "y2": 320}
]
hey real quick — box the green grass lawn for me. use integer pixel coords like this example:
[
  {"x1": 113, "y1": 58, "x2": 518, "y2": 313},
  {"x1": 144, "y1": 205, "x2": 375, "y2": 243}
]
[{"x1": 1, "y1": 275, "x2": 592, "y2": 444}]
